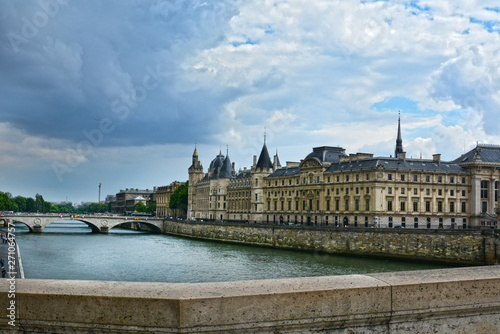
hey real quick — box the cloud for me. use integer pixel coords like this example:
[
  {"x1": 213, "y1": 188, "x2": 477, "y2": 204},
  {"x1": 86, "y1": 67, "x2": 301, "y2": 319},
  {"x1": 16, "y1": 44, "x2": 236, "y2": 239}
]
[{"x1": 1, "y1": 0, "x2": 500, "y2": 202}]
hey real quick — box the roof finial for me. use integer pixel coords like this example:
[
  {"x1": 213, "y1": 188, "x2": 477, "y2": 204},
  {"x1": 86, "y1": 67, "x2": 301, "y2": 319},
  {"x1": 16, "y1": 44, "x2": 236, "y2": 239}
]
[
  {"x1": 226, "y1": 145, "x2": 229, "y2": 156},
  {"x1": 264, "y1": 126, "x2": 267, "y2": 144}
]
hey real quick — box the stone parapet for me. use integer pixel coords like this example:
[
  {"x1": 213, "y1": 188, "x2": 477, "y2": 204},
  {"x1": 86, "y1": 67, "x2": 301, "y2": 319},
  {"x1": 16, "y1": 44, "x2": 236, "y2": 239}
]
[{"x1": 1, "y1": 266, "x2": 499, "y2": 333}]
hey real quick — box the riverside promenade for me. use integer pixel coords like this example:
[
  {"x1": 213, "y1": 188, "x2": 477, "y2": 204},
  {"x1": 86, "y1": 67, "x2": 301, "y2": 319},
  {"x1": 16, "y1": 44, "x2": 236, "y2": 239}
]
[{"x1": 0, "y1": 230, "x2": 23, "y2": 279}]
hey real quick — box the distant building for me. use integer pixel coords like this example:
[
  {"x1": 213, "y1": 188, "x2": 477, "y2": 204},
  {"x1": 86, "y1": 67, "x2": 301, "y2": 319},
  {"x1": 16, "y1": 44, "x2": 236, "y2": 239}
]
[
  {"x1": 111, "y1": 188, "x2": 155, "y2": 214},
  {"x1": 156, "y1": 181, "x2": 184, "y2": 217},
  {"x1": 188, "y1": 119, "x2": 500, "y2": 229}
]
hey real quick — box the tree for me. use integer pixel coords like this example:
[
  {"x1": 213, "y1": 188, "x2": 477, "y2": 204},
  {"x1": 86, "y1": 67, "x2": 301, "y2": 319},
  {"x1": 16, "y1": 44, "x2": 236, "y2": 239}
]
[
  {"x1": 35, "y1": 193, "x2": 44, "y2": 212},
  {"x1": 169, "y1": 182, "x2": 188, "y2": 217},
  {"x1": 146, "y1": 202, "x2": 156, "y2": 215},
  {"x1": 134, "y1": 202, "x2": 146, "y2": 212},
  {"x1": 26, "y1": 197, "x2": 36, "y2": 212},
  {"x1": 14, "y1": 196, "x2": 27, "y2": 212}
]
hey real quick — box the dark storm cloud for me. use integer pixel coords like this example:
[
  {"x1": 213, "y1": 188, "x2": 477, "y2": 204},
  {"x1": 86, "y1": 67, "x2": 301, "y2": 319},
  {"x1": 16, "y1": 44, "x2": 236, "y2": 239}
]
[{"x1": 0, "y1": 0, "x2": 240, "y2": 146}]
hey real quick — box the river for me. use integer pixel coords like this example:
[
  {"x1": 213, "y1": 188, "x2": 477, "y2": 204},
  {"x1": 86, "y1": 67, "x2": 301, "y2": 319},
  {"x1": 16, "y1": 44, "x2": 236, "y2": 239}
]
[{"x1": 9, "y1": 220, "x2": 455, "y2": 283}]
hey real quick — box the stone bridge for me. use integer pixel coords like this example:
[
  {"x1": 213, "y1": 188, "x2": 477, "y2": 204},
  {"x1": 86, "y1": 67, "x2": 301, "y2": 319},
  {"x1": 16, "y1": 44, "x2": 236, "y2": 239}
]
[{"x1": 0, "y1": 214, "x2": 164, "y2": 234}]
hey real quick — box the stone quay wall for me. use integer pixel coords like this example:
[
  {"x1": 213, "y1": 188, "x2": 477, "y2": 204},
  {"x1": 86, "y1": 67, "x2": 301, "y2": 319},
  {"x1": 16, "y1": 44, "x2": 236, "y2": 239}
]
[
  {"x1": 1, "y1": 266, "x2": 499, "y2": 333},
  {"x1": 164, "y1": 221, "x2": 499, "y2": 265}
]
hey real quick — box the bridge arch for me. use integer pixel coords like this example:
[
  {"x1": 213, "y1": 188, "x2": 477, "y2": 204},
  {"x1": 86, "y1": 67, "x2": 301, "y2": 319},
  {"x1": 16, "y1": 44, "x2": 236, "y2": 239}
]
[
  {"x1": 50, "y1": 219, "x2": 101, "y2": 233},
  {"x1": 6, "y1": 220, "x2": 34, "y2": 232},
  {"x1": 109, "y1": 220, "x2": 162, "y2": 233}
]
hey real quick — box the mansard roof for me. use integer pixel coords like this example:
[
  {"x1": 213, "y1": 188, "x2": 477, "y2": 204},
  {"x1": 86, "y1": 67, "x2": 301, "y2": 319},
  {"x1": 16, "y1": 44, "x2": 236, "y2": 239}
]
[
  {"x1": 256, "y1": 143, "x2": 273, "y2": 169},
  {"x1": 326, "y1": 157, "x2": 468, "y2": 173},
  {"x1": 453, "y1": 144, "x2": 500, "y2": 164},
  {"x1": 305, "y1": 146, "x2": 347, "y2": 163},
  {"x1": 267, "y1": 166, "x2": 301, "y2": 178}
]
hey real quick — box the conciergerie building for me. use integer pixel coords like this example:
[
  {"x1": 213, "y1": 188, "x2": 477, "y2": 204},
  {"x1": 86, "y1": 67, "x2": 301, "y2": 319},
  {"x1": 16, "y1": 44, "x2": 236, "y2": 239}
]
[{"x1": 188, "y1": 118, "x2": 499, "y2": 229}]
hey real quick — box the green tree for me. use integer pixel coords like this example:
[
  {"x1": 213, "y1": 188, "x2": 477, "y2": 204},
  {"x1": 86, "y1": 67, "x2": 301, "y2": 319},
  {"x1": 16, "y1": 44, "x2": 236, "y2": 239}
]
[
  {"x1": 146, "y1": 202, "x2": 156, "y2": 215},
  {"x1": 169, "y1": 182, "x2": 188, "y2": 217},
  {"x1": 134, "y1": 202, "x2": 147, "y2": 212},
  {"x1": 35, "y1": 193, "x2": 44, "y2": 212},
  {"x1": 26, "y1": 197, "x2": 36, "y2": 212},
  {"x1": 14, "y1": 196, "x2": 27, "y2": 212}
]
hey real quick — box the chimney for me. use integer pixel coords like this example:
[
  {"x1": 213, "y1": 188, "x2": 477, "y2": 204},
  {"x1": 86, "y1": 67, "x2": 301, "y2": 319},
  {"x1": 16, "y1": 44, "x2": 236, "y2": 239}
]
[
  {"x1": 253, "y1": 155, "x2": 257, "y2": 167},
  {"x1": 244, "y1": 167, "x2": 247, "y2": 173},
  {"x1": 433, "y1": 154, "x2": 441, "y2": 163},
  {"x1": 273, "y1": 155, "x2": 278, "y2": 169},
  {"x1": 399, "y1": 152, "x2": 406, "y2": 161},
  {"x1": 232, "y1": 162, "x2": 235, "y2": 171}
]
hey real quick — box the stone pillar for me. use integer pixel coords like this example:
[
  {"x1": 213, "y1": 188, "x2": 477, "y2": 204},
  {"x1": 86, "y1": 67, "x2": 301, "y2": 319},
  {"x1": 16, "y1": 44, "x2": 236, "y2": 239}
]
[
  {"x1": 470, "y1": 176, "x2": 481, "y2": 227},
  {"x1": 32, "y1": 225, "x2": 43, "y2": 233},
  {"x1": 100, "y1": 226, "x2": 109, "y2": 234}
]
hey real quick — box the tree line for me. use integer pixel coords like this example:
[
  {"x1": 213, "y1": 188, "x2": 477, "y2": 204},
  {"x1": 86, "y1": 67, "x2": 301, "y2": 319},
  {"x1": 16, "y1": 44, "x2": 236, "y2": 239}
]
[{"x1": 0, "y1": 191, "x2": 111, "y2": 214}]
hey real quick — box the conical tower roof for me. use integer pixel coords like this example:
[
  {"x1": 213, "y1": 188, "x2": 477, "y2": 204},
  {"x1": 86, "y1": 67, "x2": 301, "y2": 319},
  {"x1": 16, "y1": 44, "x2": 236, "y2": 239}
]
[{"x1": 256, "y1": 143, "x2": 273, "y2": 169}]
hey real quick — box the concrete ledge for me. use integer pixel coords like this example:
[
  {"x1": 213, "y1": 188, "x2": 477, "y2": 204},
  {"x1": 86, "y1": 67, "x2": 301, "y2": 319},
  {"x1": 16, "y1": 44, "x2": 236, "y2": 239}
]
[{"x1": 1, "y1": 266, "x2": 499, "y2": 333}]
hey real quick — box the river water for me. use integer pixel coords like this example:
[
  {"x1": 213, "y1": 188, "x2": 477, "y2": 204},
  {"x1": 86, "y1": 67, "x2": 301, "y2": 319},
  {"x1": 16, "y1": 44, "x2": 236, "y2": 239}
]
[{"x1": 10, "y1": 220, "x2": 454, "y2": 283}]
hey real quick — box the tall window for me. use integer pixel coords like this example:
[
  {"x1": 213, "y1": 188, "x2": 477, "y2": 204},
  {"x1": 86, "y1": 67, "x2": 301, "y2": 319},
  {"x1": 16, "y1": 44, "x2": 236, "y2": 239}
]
[
  {"x1": 413, "y1": 200, "x2": 418, "y2": 212},
  {"x1": 400, "y1": 200, "x2": 405, "y2": 211},
  {"x1": 345, "y1": 200, "x2": 349, "y2": 211},
  {"x1": 425, "y1": 201, "x2": 431, "y2": 212},
  {"x1": 461, "y1": 202, "x2": 466, "y2": 213},
  {"x1": 437, "y1": 201, "x2": 443, "y2": 212},
  {"x1": 481, "y1": 180, "x2": 488, "y2": 199},
  {"x1": 450, "y1": 201, "x2": 455, "y2": 213},
  {"x1": 365, "y1": 199, "x2": 370, "y2": 211},
  {"x1": 355, "y1": 199, "x2": 359, "y2": 211},
  {"x1": 388, "y1": 200, "x2": 393, "y2": 211}
]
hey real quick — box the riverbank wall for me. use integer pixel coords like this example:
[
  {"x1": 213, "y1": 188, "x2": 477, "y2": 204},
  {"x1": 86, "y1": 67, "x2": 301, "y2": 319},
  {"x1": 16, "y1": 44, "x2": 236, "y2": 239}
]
[
  {"x1": 163, "y1": 221, "x2": 500, "y2": 265},
  {"x1": 1, "y1": 266, "x2": 499, "y2": 333}
]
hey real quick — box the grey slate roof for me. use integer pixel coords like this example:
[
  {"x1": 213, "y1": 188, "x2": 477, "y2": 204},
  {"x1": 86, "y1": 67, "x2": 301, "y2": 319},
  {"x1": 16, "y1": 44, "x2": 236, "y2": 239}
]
[
  {"x1": 305, "y1": 146, "x2": 347, "y2": 163},
  {"x1": 218, "y1": 155, "x2": 234, "y2": 178},
  {"x1": 256, "y1": 143, "x2": 273, "y2": 169},
  {"x1": 326, "y1": 157, "x2": 468, "y2": 173},
  {"x1": 453, "y1": 144, "x2": 500, "y2": 164},
  {"x1": 267, "y1": 166, "x2": 301, "y2": 177}
]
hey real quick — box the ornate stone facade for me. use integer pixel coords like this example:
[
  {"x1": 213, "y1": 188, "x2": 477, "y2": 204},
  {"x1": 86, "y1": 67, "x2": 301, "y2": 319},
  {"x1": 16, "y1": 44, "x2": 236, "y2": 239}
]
[
  {"x1": 188, "y1": 125, "x2": 500, "y2": 229},
  {"x1": 156, "y1": 181, "x2": 183, "y2": 217}
]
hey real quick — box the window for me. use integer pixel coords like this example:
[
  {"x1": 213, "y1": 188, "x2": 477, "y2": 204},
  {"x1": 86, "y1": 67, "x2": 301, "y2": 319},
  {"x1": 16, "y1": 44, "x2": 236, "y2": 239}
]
[
  {"x1": 425, "y1": 201, "x2": 431, "y2": 212},
  {"x1": 461, "y1": 202, "x2": 466, "y2": 213},
  {"x1": 413, "y1": 175, "x2": 418, "y2": 182},
  {"x1": 316, "y1": 200, "x2": 320, "y2": 210},
  {"x1": 438, "y1": 189, "x2": 442, "y2": 196},
  {"x1": 413, "y1": 200, "x2": 418, "y2": 212},
  {"x1": 401, "y1": 174, "x2": 405, "y2": 181},
  {"x1": 296, "y1": 201, "x2": 299, "y2": 210},
  {"x1": 450, "y1": 201, "x2": 455, "y2": 213},
  {"x1": 337, "y1": 176, "x2": 340, "y2": 182},
  {"x1": 482, "y1": 201, "x2": 487, "y2": 213},
  {"x1": 426, "y1": 175, "x2": 430, "y2": 182},
  {"x1": 346, "y1": 188, "x2": 349, "y2": 195},
  {"x1": 327, "y1": 200, "x2": 330, "y2": 211},
  {"x1": 462, "y1": 177, "x2": 466, "y2": 184},
  {"x1": 450, "y1": 189, "x2": 454, "y2": 196},
  {"x1": 481, "y1": 181, "x2": 489, "y2": 199},
  {"x1": 388, "y1": 200, "x2": 393, "y2": 211},
  {"x1": 400, "y1": 200, "x2": 405, "y2": 211},
  {"x1": 450, "y1": 176, "x2": 454, "y2": 183},
  {"x1": 356, "y1": 174, "x2": 359, "y2": 181},
  {"x1": 336, "y1": 188, "x2": 340, "y2": 195},
  {"x1": 388, "y1": 187, "x2": 392, "y2": 194},
  {"x1": 438, "y1": 176, "x2": 442, "y2": 183},
  {"x1": 462, "y1": 190, "x2": 466, "y2": 197},
  {"x1": 426, "y1": 189, "x2": 430, "y2": 196},
  {"x1": 366, "y1": 173, "x2": 370, "y2": 180},
  {"x1": 366, "y1": 187, "x2": 370, "y2": 194},
  {"x1": 356, "y1": 187, "x2": 359, "y2": 194},
  {"x1": 345, "y1": 200, "x2": 349, "y2": 211},
  {"x1": 413, "y1": 188, "x2": 418, "y2": 195},
  {"x1": 355, "y1": 199, "x2": 359, "y2": 211},
  {"x1": 388, "y1": 174, "x2": 392, "y2": 180},
  {"x1": 336, "y1": 200, "x2": 340, "y2": 211},
  {"x1": 365, "y1": 199, "x2": 370, "y2": 211},
  {"x1": 437, "y1": 201, "x2": 442, "y2": 212},
  {"x1": 346, "y1": 175, "x2": 349, "y2": 182},
  {"x1": 274, "y1": 201, "x2": 277, "y2": 210},
  {"x1": 496, "y1": 181, "x2": 498, "y2": 202},
  {"x1": 401, "y1": 188, "x2": 405, "y2": 195}
]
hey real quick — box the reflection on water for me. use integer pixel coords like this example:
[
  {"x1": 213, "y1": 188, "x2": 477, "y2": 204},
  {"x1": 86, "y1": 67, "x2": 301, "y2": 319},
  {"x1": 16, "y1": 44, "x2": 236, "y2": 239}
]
[{"x1": 9, "y1": 221, "x2": 456, "y2": 283}]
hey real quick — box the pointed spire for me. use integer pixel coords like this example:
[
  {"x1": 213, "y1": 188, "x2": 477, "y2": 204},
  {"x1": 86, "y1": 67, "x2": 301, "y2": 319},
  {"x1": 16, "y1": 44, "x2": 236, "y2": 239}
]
[{"x1": 395, "y1": 111, "x2": 403, "y2": 158}]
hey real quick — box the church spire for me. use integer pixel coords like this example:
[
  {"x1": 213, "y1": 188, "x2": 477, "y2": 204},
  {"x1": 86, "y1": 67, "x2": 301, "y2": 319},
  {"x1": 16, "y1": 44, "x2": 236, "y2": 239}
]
[{"x1": 395, "y1": 111, "x2": 403, "y2": 158}]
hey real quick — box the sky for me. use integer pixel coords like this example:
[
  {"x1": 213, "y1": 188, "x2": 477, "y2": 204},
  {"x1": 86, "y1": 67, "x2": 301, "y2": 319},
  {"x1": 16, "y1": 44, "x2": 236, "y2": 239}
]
[{"x1": 1, "y1": 0, "x2": 500, "y2": 204}]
